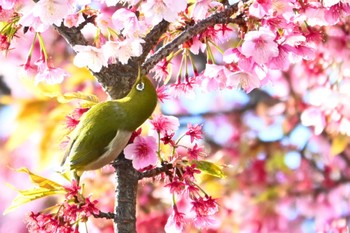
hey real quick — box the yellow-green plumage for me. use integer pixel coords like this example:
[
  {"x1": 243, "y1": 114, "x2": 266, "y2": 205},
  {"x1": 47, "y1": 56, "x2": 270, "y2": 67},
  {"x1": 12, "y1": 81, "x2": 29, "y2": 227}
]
[{"x1": 62, "y1": 75, "x2": 157, "y2": 172}]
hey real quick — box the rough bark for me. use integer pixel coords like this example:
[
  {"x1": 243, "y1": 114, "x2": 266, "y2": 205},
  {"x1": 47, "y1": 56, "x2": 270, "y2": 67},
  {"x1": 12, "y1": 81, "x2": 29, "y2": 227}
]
[{"x1": 112, "y1": 154, "x2": 139, "y2": 233}]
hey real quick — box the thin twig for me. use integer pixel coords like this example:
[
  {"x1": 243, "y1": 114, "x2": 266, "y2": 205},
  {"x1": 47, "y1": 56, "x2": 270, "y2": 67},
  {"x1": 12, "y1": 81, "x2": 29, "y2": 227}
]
[
  {"x1": 94, "y1": 211, "x2": 116, "y2": 220},
  {"x1": 138, "y1": 163, "x2": 173, "y2": 180}
]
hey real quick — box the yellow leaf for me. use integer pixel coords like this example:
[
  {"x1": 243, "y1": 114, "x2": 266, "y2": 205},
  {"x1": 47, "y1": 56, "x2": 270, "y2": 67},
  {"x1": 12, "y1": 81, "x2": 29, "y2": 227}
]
[
  {"x1": 0, "y1": 95, "x2": 13, "y2": 104},
  {"x1": 16, "y1": 76, "x2": 61, "y2": 99},
  {"x1": 64, "y1": 66, "x2": 96, "y2": 94},
  {"x1": 6, "y1": 99, "x2": 49, "y2": 150},
  {"x1": 17, "y1": 167, "x2": 63, "y2": 189},
  {"x1": 3, "y1": 188, "x2": 65, "y2": 215},
  {"x1": 3, "y1": 168, "x2": 65, "y2": 215},
  {"x1": 57, "y1": 92, "x2": 100, "y2": 104},
  {"x1": 39, "y1": 105, "x2": 72, "y2": 169},
  {"x1": 65, "y1": 65, "x2": 95, "y2": 83},
  {"x1": 331, "y1": 134, "x2": 349, "y2": 156},
  {"x1": 199, "y1": 178, "x2": 223, "y2": 197}
]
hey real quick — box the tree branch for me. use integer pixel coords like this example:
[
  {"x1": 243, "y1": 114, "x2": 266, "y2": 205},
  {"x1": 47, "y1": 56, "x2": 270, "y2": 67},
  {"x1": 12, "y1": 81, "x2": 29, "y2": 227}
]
[
  {"x1": 142, "y1": 0, "x2": 250, "y2": 73},
  {"x1": 138, "y1": 163, "x2": 173, "y2": 180},
  {"x1": 94, "y1": 211, "x2": 116, "y2": 220},
  {"x1": 53, "y1": 24, "x2": 88, "y2": 47},
  {"x1": 136, "y1": 20, "x2": 170, "y2": 64}
]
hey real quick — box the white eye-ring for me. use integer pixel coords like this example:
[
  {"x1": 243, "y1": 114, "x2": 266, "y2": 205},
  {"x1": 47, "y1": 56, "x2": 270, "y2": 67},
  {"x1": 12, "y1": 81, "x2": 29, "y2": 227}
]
[{"x1": 136, "y1": 82, "x2": 145, "y2": 91}]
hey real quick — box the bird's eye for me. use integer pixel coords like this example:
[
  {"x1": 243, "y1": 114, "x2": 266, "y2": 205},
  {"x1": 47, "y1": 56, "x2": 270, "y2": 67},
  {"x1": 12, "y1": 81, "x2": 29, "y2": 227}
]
[{"x1": 136, "y1": 82, "x2": 145, "y2": 91}]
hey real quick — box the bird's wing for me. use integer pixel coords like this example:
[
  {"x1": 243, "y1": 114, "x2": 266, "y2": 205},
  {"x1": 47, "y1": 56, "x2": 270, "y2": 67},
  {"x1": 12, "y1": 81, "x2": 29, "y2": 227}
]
[
  {"x1": 68, "y1": 127, "x2": 118, "y2": 170},
  {"x1": 64, "y1": 102, "x2": 125, "y2": 171}
]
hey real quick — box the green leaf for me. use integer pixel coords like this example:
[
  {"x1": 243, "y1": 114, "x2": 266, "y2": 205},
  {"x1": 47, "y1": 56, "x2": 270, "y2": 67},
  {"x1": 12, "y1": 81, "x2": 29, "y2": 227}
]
[
  {"x1": 193, "y1": 160, "x2": 226, "y2": 178},
  {"x1": 3, "y1": 168, "x2": 66, "y2": 215},
  {"x1": 56, "y1": 92, "x2": 100, "y2": 104}
]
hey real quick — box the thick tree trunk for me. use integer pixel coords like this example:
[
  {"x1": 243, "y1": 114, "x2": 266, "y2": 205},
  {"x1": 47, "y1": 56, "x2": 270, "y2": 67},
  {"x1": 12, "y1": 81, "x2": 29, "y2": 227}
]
[{"x1": 112, "y1": 154, "x2": 138, "y2": 233}]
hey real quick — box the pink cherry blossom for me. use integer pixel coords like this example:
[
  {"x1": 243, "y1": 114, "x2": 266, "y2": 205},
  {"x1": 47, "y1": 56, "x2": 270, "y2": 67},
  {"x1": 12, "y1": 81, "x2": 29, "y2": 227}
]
[
  {"x1": 76, "y1": 0, "x2": 91, "y2": 4},
  {"x1": 241, "y1": 27, "x2": 279, "y2": 64},
  {"x1": 64, "y1": 13, "x2": 84, "y2": 28},
  {"x1": 73, "y1": 45, "x2": 108, "y2": 72},
  {"x1": 186, "y1": 123, "x2": 203, "y2": 143},
  {"x1": 187, "y1": 144, "x2": 203, "y2": 160},
  {"x1": 190, "y1": 196, "x2": 219, "y2": 229},
  {"x1": 0, "y1": 0, "x2": 16, "y2": 10},
  {"x1": 26, "y1": 180, "x2": 99, "y2": 233},
  {"x1": 141, "y1": 0, "x2": 187, "y2": 25},
  {"x1": 0, "y1": 7, "x2": 13, "y2": 21},
  {"x1": 109, "y1": 0, "x2": 139, "y2": 5},
  {"x1": 183, "y1": 164, "x2": 201, "y2": 181},
  {"x1": 249, "y1": 0, "x2": 272, "y2": 18},
  {"x1": 165, "y1": 179, "x2": 186, "y2": 196},
  {"x1": 301, "y1": 107, "x2": 326, "y2": 135},
  {"x1": 193, "y1": 215, "x2": 217, "y2": 229},
  {"x1": 151, "y1": 59, "x2": 170, "y2": 82},
  {"x1": 102, "y1": 0, "x2": 118, "y2": 6},
  {"x1": 223, "y1": 47, "x2": 267, "y2": 82},
  {"x1": 102, "y1": 38, "x2": 144, "y2": 65},
  {"x1": 191, "y1": 196, "x2": 218, "y2": 216},
  {"x1": 34, "y1": 65, "x2": 69, "y2": 85},
  {"x1": 18, "y1": 11, "x2": 49, "y2": 33},
  {"x1": 164, "y1": 207, "x2": 186, "y2": 233},
  {"x1": 226, "y1": 71, "x2": 261, "y2": 92},
  {"x1": 32, "y1": 0, "x2": 75, "y2": 26},
  {"x1": 268, "y1": 44, "x2": 292, "y2": 70},
  {"x1": 112, "y1": 9, "x2": 146, "y2": 38},
  {"x1": 124, "y1": 135, "x2": 158, "y2": 170},
  {"x1": 65, "y1": 108, "x2": 89, "y2": 130},
  {"x1": 95, "y1": 13, "x2": 113, "y2": 34},
  {"x1": 20, "y1": 55, "x2": 37, "y2": 76},
  {"x1": 192, "y1": 0, "x2": 222, "y2": 20},
  {"x1": 323, "y1": 0, "x2": 350, "y2": 8},
  {"x1": 201, "y1": 64, "x2": 228, "y2": 91},
  {"x1": 34, "y1": 58, "x2": 69, "y2": 85},
  {"x1": 112, "y1": 8, "x2": 136, "y2": 33},
  {"x1": 0, "y1": 34, "x2": 10, "y2": 51},
  {"x1": 169, "y1": 80, "x2": 196, "y2": 98},
  {"x1": 156, "y1": 85, "x2": 170, "y2": 103},
  {"x1": 150, "y1": 114, "x2": 180, "y2": 136}
]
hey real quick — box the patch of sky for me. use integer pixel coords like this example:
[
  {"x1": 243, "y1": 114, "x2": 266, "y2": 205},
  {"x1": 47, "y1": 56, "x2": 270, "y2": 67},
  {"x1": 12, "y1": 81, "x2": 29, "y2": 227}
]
[
  {"x1": 302, "y1": 218, "x2": 316, "y2": 233},
  {"x1": 289, "y1": 124, "x2": 312, "y2": 150},
  {"x1": 0, "y1": 105, "x2": 17, "y2": 138},
  {"x1": 203, "y1": 115, "x2": 234, "y2": 145},
  {"x1": 284, "y1": 151, "x2": 301, "y2": 170},
  {"x1": 258, "y1": 117, "x2": 284, "y2": 141},
  {"x1": 243, "y1": 111, "x2": 284, "y2": 142},
  {"x1": 162, "y1": 88, "x2": 249, "y2": 115}
]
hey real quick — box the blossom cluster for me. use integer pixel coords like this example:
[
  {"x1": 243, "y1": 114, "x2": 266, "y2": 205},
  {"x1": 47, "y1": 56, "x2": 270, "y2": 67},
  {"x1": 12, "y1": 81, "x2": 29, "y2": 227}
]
[
  {"x1": 0, "y1": 0, "x2": 187, "y2": 82},
  {"x1": 0, "y1": 0, "x2": 346, "y2": 90},
  {"x1": 122, "y1": 114, "x2": 220, "y2": 232},
  {"x1": 26, "y1": 180, "x2": 99, "y2": 233}
]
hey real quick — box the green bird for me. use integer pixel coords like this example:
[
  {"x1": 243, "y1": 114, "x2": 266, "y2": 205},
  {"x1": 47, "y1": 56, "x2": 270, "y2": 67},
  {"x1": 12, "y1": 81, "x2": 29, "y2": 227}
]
[{"x1": 61, "y1": 74, "x2": 157, "y2": 177}]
